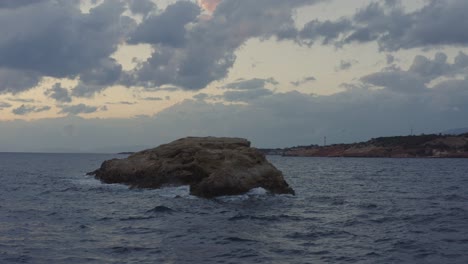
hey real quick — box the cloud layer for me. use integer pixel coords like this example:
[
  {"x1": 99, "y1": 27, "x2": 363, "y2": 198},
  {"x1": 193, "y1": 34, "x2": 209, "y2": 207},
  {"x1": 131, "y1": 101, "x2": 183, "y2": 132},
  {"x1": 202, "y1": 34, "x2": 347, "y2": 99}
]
[
  {"x1": 2, "y1": 81, "x2": 467, "y2": 151},
  {"x1": 124, "y1": 0, "x2": 323, "y2": 90},
  {"x1": 294, "y1": 0, "x2": 468, "y2": 51},
  {"x1": 2, "y1": 0, "x2": 468, "y2": 97},
  {"x1": 0, "y1": 0, "x2": 132, "y2": 95}
]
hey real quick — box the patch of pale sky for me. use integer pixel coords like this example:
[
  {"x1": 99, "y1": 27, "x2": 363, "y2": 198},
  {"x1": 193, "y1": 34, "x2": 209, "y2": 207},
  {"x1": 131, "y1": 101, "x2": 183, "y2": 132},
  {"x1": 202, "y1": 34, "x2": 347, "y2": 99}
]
[{"x1": 111, "y1": 44, "x2": 153, "y2": 71}]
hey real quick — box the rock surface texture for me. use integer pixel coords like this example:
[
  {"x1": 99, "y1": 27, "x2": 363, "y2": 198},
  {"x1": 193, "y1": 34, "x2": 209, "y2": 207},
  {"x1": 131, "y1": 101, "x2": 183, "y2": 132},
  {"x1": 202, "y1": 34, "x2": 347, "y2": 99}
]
[{"x1": 89, "y1": 137, "x2": 295, "y2": 198}]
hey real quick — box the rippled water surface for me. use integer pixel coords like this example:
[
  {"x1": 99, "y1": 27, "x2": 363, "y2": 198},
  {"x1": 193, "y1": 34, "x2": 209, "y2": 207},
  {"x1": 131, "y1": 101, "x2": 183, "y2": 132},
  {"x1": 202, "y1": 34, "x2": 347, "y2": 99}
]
[{"x1": 1, "y1": 153, "x2": 468, "y2": 263}]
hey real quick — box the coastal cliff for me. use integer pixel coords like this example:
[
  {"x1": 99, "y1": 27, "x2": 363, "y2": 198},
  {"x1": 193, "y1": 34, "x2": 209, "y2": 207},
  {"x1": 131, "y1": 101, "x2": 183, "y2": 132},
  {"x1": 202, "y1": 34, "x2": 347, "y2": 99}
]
[{"x1": 261, "y1": 134, "x2": 468, "y2": 158}]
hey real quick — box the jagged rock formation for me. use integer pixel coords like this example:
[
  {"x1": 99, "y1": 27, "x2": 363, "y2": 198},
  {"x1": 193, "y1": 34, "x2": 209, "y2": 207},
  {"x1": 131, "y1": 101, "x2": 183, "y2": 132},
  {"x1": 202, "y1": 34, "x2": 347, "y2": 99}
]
[{"x1": 89, "y1": 137, "x2": 295, "y2": 198}]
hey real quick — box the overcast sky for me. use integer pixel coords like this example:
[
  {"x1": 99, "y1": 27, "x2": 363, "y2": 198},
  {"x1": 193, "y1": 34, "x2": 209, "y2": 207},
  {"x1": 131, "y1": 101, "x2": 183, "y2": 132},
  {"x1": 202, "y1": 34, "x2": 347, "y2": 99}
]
[{"x1": 1, "y1": 0, "x2": 468, "y2": 152}]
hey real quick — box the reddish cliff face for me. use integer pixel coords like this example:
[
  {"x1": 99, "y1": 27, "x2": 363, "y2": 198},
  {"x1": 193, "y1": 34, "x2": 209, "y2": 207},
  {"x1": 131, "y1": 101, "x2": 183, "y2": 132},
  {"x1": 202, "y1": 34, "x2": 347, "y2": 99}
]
[{"x1": 276, "y1": 134, "x2": 468, "y2": 158}]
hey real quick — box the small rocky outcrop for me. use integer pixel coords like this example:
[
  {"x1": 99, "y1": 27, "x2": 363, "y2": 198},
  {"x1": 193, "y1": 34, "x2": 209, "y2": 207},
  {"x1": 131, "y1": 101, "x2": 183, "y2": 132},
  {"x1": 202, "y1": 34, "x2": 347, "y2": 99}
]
[{"x1": 88, "y1": 137, "x2": 295, "y2": 198}]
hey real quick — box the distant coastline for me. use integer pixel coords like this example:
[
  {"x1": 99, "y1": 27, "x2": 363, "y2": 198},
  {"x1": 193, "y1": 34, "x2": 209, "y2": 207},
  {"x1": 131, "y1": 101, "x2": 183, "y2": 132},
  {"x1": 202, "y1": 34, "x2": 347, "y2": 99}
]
[{"x1": 259, "y1": 133, "x2": 468, "y2": 158}]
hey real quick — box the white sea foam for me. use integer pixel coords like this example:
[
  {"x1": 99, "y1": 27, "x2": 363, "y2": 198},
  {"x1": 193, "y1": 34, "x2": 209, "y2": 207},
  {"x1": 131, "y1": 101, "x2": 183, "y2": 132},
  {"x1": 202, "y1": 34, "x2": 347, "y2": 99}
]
[
  {"x1": 216, "y1": 187, "x2": 269, "y2": 202},
  {"x1": 72, "y1": 174, "x2": 128, "y2": 191}
]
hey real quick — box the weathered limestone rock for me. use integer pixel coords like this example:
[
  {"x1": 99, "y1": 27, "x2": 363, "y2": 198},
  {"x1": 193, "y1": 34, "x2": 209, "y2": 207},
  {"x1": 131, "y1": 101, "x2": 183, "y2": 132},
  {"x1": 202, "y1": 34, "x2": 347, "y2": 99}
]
[{"x1": 89, "y1": 137, "x2": 295, "y2": 198}]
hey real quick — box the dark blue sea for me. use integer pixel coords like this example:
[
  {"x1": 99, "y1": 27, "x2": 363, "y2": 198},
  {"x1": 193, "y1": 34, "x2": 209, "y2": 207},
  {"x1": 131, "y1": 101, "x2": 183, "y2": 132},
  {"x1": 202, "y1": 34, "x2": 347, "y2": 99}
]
[{"x1": 1, "y1": 153, "x2": 467, "y2": 264}]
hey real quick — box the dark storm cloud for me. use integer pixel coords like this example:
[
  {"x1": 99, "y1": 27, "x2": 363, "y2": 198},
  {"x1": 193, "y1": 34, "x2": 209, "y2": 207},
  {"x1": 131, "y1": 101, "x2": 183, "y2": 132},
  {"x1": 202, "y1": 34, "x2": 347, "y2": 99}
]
[
  {"x1": 58, "y1": 104, "x2": 100, "y2": 115},
  {"x1": 44, "y1": 83, "x2": 72, "y2": 103},
  {"x1": 295, "y1": 0, "x2": 468, "y2": 51},
  {"x1": 125, "y1": 0, "x2": 323, "y2": 90},
  {"x1": 12, "y1": 105, "x2": 51, "y2": 115},
  {"x1": 0, "y1": 0, "x2": 133, "y2": 94}
]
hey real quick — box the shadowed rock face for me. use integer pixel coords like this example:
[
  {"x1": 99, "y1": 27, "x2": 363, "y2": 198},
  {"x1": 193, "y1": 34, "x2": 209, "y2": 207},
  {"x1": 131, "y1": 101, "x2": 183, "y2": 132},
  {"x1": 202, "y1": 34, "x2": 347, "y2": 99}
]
[{"x1": 89, "y1": 137, "x2": 295, "y2": 198}]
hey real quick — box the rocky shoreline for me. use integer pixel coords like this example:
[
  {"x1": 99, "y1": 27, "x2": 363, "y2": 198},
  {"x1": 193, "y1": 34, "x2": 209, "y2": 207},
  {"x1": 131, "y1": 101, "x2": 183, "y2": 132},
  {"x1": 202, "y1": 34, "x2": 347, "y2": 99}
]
[{"x1": 260, "y1": 134, "x2": 468, "y2": 158}]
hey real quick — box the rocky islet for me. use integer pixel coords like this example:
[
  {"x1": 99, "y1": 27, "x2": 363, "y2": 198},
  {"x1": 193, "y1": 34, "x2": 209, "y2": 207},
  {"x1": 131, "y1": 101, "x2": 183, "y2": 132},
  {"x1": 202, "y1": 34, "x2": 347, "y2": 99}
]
[{"x1": 89, "y1": 137, "x2": 295, "y2": 198}]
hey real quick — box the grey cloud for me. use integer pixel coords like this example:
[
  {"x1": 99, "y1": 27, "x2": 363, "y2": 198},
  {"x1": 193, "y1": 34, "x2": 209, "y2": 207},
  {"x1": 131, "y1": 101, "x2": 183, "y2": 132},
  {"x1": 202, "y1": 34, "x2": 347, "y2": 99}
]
[
  {"x1": 128, "y1": 0, "x2": 156, "y2": 16},
  {"x1": 291, "y1": 76, "x2": 316, "y2": 87},
  {"x1": 362, "y1": 52, "x2": 468, "y2": 92},
  {"x1": 454, "y1": 51, "x2": 468, "y2": 69},
  {"x1": 0, "y1": 0, "x2": 133, "y2": 93},
  {"x1": 336, "y1": 60, "x2": 355, "y2": 71},
  {"x1": 126, "y1": 0, "x2": 323, "y2": 90},
  {"x1": 0, "y1": 102, "x2": 12, "y2": 110},
  {"x1": 275, "y1": 26, "x2": 299, "y2": 41},
  {"x1": 223, "y1": 88, "x2": 274, "y2": 102},
  {"x1": 71, "y1": 83, "x2": 107, "y2": 98},
  {"x1": 106, "y1": 101, "x2": 136, "y2": 105},
  {"x1": 12, "y1": 105, "x2": 51, "y2": 115},
  {"x1": 129, "y1": 1, "x2": 200, "y2": 47},
  {"x1": 0, "y1": 68, "x2": 41, "y2": 94},
  {"x1": 71, "y1": 58, "x2": 123, "y2": 98},
  {"x1": 79, "y1": 58, "x2": 123, "y2": 86},
  {"x1": 300, "y1": 19, "x2": 352, "y2": 45},
  {"x1": 59, "y1": 104, "x2": 100, "y2": 115},
  {"x1": 142, "y1": 97, "x2": 163, "y2": 101},
  {"x1": 222, "y1": 78, "x2": 278, "y2": 90},
  {"x1": 361, "y1": 71, "x2": 426, "y2": 93},
  {"x1": 0, "y1": 0, "x2": 47, "y2": 9},
  {"x1": 193, "y1": 93, "x2": 210, "y2": 101},
  {"x1": 7, "y1": 98, "x2": 36, "y2": 103},
  {"x1": 386, "y1": 54, "x2": 395, "y2": 65},
  {"x1": 44, "y1": 83, "x2": 72, "y2": 103},
  {"x1": 159, "y1": 87, "x2": 181, "y2": 92},
  {"x1": 408, "y1": 53, "x2": 451, "y2": 81},
  {"x1": 296, "y1": 0, "x2": 468, "y2": 51}
]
